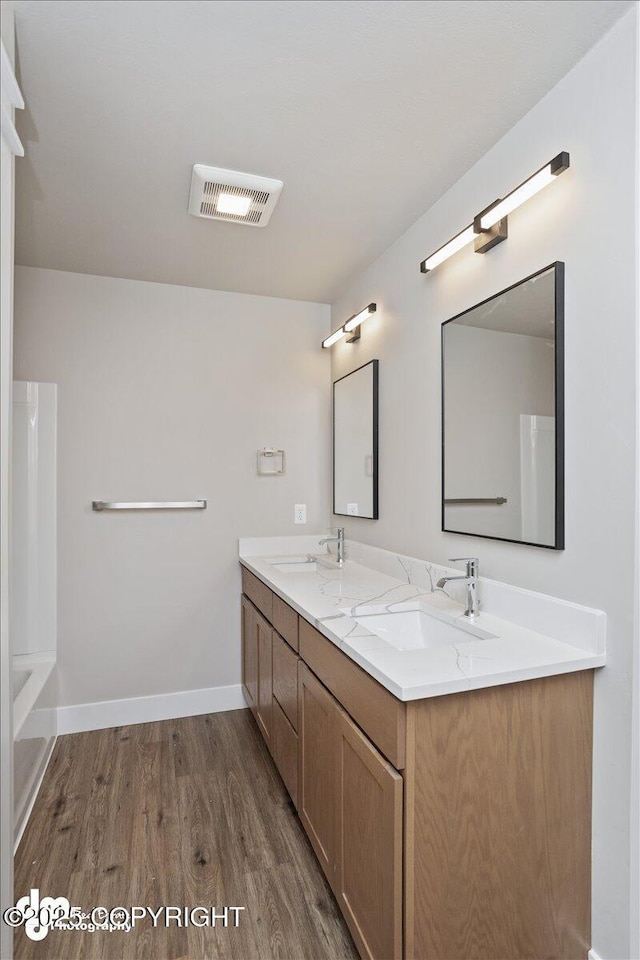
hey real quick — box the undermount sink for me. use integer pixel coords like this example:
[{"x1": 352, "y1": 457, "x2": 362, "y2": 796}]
[
  {"x1": 270, "y1": 559, "x2": 320, "y2": 573},
  {"x1": 267, "y1": 555, "x2": 322, "y2": 573},
  {"x1": 267, "y1": 553, "x2": 340, "y2": 573},
  {"x1": 340, "y1": 599, "x2": 497, "y2": 651}
]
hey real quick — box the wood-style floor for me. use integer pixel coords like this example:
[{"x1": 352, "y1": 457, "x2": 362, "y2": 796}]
[{"x1": 14, "y1": 709, "x2": 358, "y2": 960}]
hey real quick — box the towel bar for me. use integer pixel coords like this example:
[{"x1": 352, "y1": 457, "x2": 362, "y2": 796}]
[
  {"x1": 444, "y1": 497, "x2": 507, "y2": 505},
  {"x1": 92, "y1": 500, "x2": 207, "y2": 511}
]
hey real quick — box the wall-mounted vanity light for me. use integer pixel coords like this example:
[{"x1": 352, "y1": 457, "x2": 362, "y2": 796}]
[
  {"x1": 322, "y1": 303, "x2": 376, "y2": 349},
  {"x1": 419, "y1": 151, "x2": 570, "y2": 273}
]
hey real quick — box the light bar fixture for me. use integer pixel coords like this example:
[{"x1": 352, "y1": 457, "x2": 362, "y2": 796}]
[
  {"x1": 420, "y1": 225, "x2": 475, "y2": 273},
  {"x1": 322, "y1": 303, "x2": 377, "y2": 349},
  {"x1": 322, "y1": 327, "x2": 348, "y2": 349},
  {"x1": 343, "y1": 303, "x2": 376, "y2": 333},
  {"x1": 420, "y1": 151, "x2": 570, "y2": 274}
]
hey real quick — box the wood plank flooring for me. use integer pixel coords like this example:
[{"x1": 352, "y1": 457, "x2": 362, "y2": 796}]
[{"x1": 13, "y1": 709, "x2": 358, "y2": 960}]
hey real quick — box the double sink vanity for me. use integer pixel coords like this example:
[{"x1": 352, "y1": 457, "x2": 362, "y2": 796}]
[
  {"x1": 237, "y1": 226, "x2": 606, "y2": 960},
  {"x1": 239, "y1": 534, "x2": 605, "y2": 960}
]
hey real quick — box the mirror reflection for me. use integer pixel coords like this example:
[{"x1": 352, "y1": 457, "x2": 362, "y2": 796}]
[
  {"x1": 333, "y1": 360, "x2": 379, "y2": 519},
  {"x1": 442, "y1": 263, "x2": 564, "y2": 548}
]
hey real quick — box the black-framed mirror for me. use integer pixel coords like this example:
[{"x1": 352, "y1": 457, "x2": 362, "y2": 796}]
[
  {"x1": 333, "y1": 360, "x2": 379, "y2": 519},
  {"x1": 442, "y1": 262, "x2": 564, "y2": 549}
]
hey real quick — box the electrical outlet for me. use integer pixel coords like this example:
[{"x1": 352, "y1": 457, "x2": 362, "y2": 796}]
[
  {"x1": 294, "y1": 504, "x2": 307, "y2": 524},
  {"x1": 347, "y1": 503, "x2": 359, "y2": 515}
]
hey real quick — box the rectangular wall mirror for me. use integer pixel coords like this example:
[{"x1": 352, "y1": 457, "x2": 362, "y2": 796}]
[
  {"x1": 442, "y1": 262, "x2": 564, "y2": 549},
  {"x1": 333, "y1": 360, "x2": 379, "y2": 519}
]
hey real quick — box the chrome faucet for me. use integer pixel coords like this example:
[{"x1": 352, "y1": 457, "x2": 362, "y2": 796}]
[
  {"x1": 318, "y1": 527, "x2": 345, "y2": 565},
  {"x1": 437, "y1": 557, "x2": 479, "y2": 620}
]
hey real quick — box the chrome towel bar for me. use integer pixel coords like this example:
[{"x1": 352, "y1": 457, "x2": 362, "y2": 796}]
[
  {"x1": 92, "y1": 500, "x2": 207, "y2": 511},
  {"x1": 444, "y1": 497, "x2": 507, "y2": 505}
]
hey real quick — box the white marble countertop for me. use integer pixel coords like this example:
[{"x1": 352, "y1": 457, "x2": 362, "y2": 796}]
[{"x1": 239, "y1": 538, "x2": 605, "y2": 702}]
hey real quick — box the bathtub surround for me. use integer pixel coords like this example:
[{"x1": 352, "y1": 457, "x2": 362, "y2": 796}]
[
  {"x1": 10, "y1": 381, "x2": 58, "y2": 826},
  {"x1": 1, "y1": 3, "x2": 20, "y2": 955},
  {"x1": 330, "y1": 11, "x2": 638, "y2": 958},
  {"x1": 12, "y1": 664, "x2": 56, "y2": 847},
  {"x1": 11, "y1": 382, "x2": 57, "y2": 659},
  {"x1": 13, "y1": 267, "x2": 331, "y2": 722},
  {"x1": 12, "y1": 653, "x2": 55, "y2": 742}
]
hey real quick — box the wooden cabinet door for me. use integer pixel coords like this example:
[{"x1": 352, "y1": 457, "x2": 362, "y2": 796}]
[
  {"x1": 298, "y1": 662, "x2": 337, "y2": 884},
  {"x1": 272, "y1": 697, "x2": 299, "y2": 808},
  {"x1": 256, "y1": 611, "x2": 273, "y2": 752},
  {"x1": 272, "y1": 630, "x2": 299, "y2": 730},
  {"x1": 241, "y1": 595, "x2": 258, "y2": 714},
  {"x1": 335, "y1": 705, "x2": 403, "y2": 960}
]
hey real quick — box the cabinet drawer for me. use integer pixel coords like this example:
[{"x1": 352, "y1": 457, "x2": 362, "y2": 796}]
[
  {"x1": 242, "y1": 567, "x2": 273, "y2": 622},
  {"x1": 299, "y1": 618, "x2": 406, "y2": 769},
  {"x1": 273, "y1": 594, "x2": 299, "y2": 651},
  {"x1": 273, "y1": 630, "x2": 299, "y2": 731},
  {"x1": 272, "y1": 697, "x2": 298, "y2": 809}
]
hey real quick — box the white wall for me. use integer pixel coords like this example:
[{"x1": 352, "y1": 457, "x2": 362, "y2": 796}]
[
  {"x1": 13, "y1": 267, "x2": 331, "y2": 712},
  {"x1": 331, "y1": 10, "x2": 638, "y2": 959}
]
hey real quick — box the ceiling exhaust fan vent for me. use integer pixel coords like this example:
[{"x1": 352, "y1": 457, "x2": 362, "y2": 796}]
[{"x1": 188, "y1": 164, "x2": 283, "y2": 228}]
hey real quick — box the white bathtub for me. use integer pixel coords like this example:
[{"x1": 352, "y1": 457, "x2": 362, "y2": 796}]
[
  {"x1": 12, "y1": 381, "x2": 58, "y2": 846},
  {"x1": 13, "y1": 653, "x2": 57, "y2": 846},
  {"x1": 13, "y1": 668, "x2": 30, "y2": 700},
  {"x1": 13, "y1": 653, "x2": 55, "y2": 738}
]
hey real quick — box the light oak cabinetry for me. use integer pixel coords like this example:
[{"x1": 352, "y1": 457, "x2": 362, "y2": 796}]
[
  {"x1": 241, "y1": 593, "x2": 273, "y2": 752},
  {"x1": 240, "y1": 565, "x2": 593, "y2": 960},
  {"x1": 299, "y1": 616, "x2": 406, "y2": 769},
  {"x1": 298, "y1": 662, "x2": 337, "y2": 878},
  {"x1": 272, "y1": 629, "x2": 300, "y2": 807},
  {"x1": 334, "y1": 704, "x2": 403, "y2": 960},
  {"x1": 272, "y1": 592, "x2": 299, "y2": 650},
  {"x1": 297, "y1": 661, "x2": 403, "y2": 960},
  {"x1": 272, "y1": 698, "x2": 298, "y2": 807},
  {"x1": 240, "y1": 595, "x2": 258, "y2": 712},
  {"x1": 403, "y1": 670, "x2": 593, "y2": 960},
  {"x1": 242, "y1": 566, "x2": 272, "y2": 622},
  {"x1": 243, "y1": 570, "x2": 301, "y2": 806},
  {"x1": 255, "y1": 610, "x2": 273, "y2": 751},
  {"x1": 272, "y1": 630, "x2": 298, "y2": 729}
]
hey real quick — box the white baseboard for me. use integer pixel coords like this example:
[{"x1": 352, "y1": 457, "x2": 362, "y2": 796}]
[
  {"x1": 588, "y1": 949, "x2": 603, "y2": 960},
  {"x1": 57, "y1": 683, "x2": 246, "y2": 735}
]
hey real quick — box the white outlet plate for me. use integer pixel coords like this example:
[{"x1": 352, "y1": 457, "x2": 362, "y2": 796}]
[{"x1": 294, "y1": 504, "x2": 307, "y2": 524}]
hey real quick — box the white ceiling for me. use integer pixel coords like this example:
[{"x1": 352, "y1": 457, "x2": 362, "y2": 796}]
[
  {"x1": 453, "y1": 266, "x2": 556, "y2": 338},
  {"x1": 13, "y1": 0, "x2": 632, "y2": 303}
]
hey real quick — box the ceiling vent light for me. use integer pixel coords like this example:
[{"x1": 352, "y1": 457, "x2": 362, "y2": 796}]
[{"x1": 188, "y1": 164, "x2": 283, "y2": 227}]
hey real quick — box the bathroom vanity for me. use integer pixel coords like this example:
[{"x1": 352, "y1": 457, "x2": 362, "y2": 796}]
[{"x1": 239, "y1": 539, "x2": 604, "y2": 960}]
